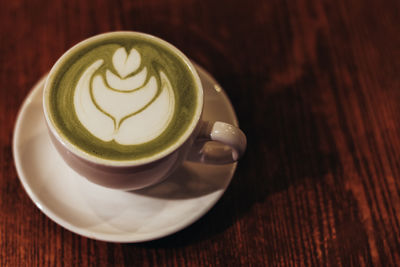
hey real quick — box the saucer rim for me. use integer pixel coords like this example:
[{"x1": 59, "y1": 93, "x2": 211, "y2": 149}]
[{"x1": 12, "y1": 64, "x2": 238, "y2": 243}]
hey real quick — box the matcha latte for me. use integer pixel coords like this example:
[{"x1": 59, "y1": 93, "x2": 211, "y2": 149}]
[{"x1": 44, "y1": 32, "x2": 202, "y2": 162}]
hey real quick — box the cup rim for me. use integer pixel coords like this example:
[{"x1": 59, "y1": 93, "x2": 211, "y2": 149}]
[{"x1": 43, "y1": 31, "x2": 203, "y2": 167}]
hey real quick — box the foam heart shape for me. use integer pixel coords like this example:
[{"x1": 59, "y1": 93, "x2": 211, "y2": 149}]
[{"x1": 113, "y1": 48, "x2": 141, "y2": 78}]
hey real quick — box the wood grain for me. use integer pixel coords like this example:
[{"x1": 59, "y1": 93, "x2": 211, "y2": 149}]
[{"x1": 1, "y1": 0, "x2": 399, "y2": 265}]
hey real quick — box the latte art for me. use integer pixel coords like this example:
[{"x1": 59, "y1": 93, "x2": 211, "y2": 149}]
[
  {"x1": 45, "y1": 32, "x2": 199, "y2": 161},
  {"x1": 74, "y1": 47, "x2": 175, "y2": 145}
]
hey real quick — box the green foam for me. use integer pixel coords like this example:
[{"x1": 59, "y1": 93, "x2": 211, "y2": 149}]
[{"x1": 48, "y1": 33, "x2": 198, "y2": 161}]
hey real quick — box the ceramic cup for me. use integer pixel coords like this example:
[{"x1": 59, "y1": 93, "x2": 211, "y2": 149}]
[{"x1": 43, "y1": 32, "x2": 246, "y2": 190}]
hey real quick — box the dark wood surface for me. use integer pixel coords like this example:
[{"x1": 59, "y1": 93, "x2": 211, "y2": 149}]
[{"x1": 1, "y1": 0, "x2": 400, "y2": 265}]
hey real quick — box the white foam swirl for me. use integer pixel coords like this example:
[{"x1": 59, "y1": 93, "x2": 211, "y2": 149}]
[
  {"x1": 73, "y1": 47, "x2": 175, "y2": 145},
  {"x1": 113, "y1": 48, "x2": 141, "y2": 78},
  {"x1": 73, "y1": 59, "x2": 115, "y2": 141},
  {"x1": 115, "y1": 71, "x2": 175, "y2": 145},
  {"x1": 92, "y1": 75, "x2": 157, "y2": 126},
  {"x1": 106, "y1": 67, "x2": 147, "y2": 91}
]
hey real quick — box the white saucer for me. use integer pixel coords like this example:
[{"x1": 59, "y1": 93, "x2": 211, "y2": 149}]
[{"x1": 12, "y1": 64, "x2": 238, "y2": 243}]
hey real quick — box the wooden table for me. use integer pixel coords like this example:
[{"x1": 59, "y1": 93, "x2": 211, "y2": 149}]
[{"x1": 2, "y1": 0, "x2": 399, "y2": 265}]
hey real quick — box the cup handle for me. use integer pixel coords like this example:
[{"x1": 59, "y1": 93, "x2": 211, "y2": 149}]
[{"x1": 186, "y1": 121, "x2": 247, "y2": 164}]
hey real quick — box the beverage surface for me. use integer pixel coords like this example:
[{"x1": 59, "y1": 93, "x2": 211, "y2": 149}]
[{"x1": 46, "y1": 33, "x2": 198, "y2": 161}]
